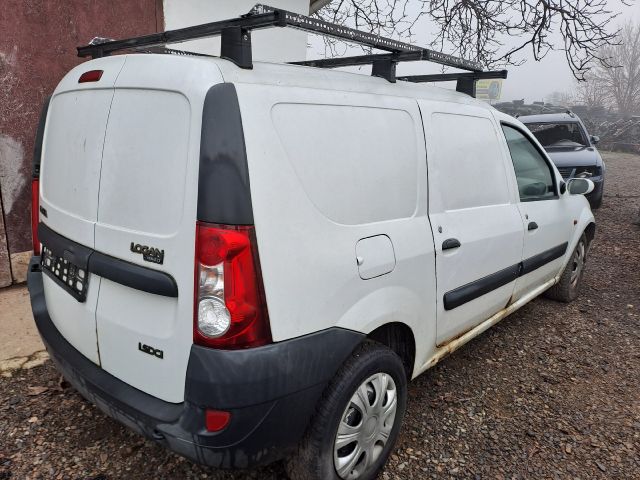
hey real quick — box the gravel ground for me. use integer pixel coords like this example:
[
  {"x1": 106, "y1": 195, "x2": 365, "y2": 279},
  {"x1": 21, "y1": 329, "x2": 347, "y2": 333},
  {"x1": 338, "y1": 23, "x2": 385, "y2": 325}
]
[{"x1": 1, "y1": 151, "x2": 639, "y2": 480}]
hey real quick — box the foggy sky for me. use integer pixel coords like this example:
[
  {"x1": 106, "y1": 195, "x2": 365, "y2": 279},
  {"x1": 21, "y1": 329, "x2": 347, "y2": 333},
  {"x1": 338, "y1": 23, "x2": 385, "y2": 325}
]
[{"x1": 308, "y1": 0, "x2": 639, "y2": 103}]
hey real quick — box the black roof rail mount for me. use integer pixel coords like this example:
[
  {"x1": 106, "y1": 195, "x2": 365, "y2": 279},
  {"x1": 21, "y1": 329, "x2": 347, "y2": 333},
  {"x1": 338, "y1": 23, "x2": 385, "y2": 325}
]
[
  {"x1": 398, "y1": 69, "x2": 508, "y2": 97},
  {"x1": 77, "y1": 3, "x2": 503, "y2": 94}
]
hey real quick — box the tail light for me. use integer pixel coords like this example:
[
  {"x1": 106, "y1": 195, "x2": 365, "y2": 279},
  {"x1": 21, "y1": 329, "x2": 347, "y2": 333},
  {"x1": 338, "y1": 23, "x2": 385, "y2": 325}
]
[
  {"x1": 31, "y1": 179, "x2": 40, "y2": 255},
  {"x1": 205, "y1": 409, "x2": 231, "y2": 432},
  {"x1": 78, "y1": 70, "x2": 103, "y2": 83},
  {"x1": 194, "y1": 222, "x2": 271, "y2": 349}
]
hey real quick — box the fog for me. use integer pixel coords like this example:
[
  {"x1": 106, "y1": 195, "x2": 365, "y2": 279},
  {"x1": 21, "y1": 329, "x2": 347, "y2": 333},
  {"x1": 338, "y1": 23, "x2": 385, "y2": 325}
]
[
  {"x1": 308, "y1": 0, "x2": 639, "y2": 103},
  {"x1": 498, "y1": 0, "x2": 640, "y2": 102}
]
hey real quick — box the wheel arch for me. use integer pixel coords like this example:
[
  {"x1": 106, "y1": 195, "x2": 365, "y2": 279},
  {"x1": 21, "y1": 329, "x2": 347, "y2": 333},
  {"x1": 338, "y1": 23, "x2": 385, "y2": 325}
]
[
  {"x1": 367, "y1": 322, "x2": 416, "y2": 380},
  {"x1": 584, "y1": 221, "x2": 596, "y2": 247}
]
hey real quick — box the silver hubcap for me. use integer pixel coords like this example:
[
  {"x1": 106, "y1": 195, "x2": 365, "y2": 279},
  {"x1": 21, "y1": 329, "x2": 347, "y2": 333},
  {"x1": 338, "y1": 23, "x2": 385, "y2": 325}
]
[
  {"x1": 334, "y1": 373, "x2": 398, "y2": 479},
  {"x1": 570, "y1": 240, "x2": 586, "y2": 286}
]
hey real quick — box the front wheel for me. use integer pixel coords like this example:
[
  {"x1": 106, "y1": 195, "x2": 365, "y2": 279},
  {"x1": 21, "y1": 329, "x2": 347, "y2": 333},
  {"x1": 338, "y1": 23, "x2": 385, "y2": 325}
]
[
  {"x1": 286, "y1": 341, "x2": 407, "y2": 480},
  {"x1": 545, "y1": 233, "x2": 588, "y2": 302}
]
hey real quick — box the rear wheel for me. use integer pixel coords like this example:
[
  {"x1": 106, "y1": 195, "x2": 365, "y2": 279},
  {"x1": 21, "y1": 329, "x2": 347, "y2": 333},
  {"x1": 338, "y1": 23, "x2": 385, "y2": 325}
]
[
  {"x1": 545, "y1": 233, "x2": 588, "y2": 302},
  {"x1": 286, "y1": 341, "x2": 407, "y2": 480}
]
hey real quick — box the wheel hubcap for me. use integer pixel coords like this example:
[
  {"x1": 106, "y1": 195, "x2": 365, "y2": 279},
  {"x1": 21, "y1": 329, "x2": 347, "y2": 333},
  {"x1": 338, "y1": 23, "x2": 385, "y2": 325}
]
[
  {"x1": 570, "y1": 240, "x2": 586, "y2": 286},
  {"x1": 334, "y1": 373, "x2": 398, "y2": 479}
]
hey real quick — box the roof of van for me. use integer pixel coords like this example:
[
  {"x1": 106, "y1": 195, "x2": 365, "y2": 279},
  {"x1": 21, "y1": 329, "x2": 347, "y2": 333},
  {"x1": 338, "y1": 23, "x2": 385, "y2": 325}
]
[
  {"x1": 518, "y1": 113, "x2": 582, "y2": 123},
  {"x1": 207, "y1": 56, "x2": 496, "y2": 110}
]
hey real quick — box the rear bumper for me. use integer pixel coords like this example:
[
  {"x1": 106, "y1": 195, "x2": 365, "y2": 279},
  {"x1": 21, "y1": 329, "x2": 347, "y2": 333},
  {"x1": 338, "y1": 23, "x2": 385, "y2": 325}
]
[{"x1": 27, "y1": 257, "x2": 364, "y2": 468}]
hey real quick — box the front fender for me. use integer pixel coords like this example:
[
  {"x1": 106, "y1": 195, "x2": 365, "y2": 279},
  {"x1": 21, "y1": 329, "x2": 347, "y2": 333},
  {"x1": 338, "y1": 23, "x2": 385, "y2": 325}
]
[{"x1": 559, "y1": 202, "x2": 595, "y2": 274}]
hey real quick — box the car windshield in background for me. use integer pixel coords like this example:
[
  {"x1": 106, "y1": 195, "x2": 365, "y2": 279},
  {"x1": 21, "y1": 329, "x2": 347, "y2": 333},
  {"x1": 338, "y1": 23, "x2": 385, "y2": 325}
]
[{"x1": 525, "y1": 122, "x2": 588, "y2": 148}]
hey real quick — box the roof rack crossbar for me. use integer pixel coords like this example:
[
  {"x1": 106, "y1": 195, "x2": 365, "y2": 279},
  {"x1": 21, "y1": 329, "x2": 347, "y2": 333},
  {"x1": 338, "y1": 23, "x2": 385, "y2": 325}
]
[
  {"x1": 77, "y1": 9, "x2": 283, "y2": 60},
  {"x1": 398, "y1": 70, "x2": 508, "y2": 97},
  {"x1": 397, "y1": 70, "x2": 508, "y2": 83},
  {"x1": 77, "y1": 3, "x2": 484, "y2": 81},
  {"x1": 291, "y1": 49, "x2": 482, "y2": 73}
]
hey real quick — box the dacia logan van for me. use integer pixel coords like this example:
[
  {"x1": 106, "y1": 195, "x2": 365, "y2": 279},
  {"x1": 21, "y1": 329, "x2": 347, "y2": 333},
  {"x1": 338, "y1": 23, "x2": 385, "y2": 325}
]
[{"x1": 28, "y1": 16, "x2": 596, "y2": 480}]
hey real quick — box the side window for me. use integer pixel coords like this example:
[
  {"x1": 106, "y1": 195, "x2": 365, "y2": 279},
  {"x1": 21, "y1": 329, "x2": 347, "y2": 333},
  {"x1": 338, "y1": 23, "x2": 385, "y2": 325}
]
[
  {"x1": 430, "y1": 113, "x2": 511, "y2": 211},
  {"x1": 502, "y1": 125, "x2": 556, "y2": 201}
]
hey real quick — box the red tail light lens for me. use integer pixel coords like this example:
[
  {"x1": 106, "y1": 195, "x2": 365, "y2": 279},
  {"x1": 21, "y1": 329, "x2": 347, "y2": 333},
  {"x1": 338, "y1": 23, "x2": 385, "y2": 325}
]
[
  {"x1": 194, "y1": 222, "x2": 271, "y2": 349},
  {"x1": 31, "y1": 179, "x2": 40, "y2": 255},
  {"x1": 205, "y1": 409, "x2": 231, "y2": 432},
  {"x1": 78, "y1": 70, "x2": 103, "y2": 83}
]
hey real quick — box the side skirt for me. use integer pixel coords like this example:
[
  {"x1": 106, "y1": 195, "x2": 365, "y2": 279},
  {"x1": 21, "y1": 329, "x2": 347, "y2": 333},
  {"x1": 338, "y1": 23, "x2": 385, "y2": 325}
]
[{"x1": 414, "y1": 275, "x2": 558, "y2": 378}]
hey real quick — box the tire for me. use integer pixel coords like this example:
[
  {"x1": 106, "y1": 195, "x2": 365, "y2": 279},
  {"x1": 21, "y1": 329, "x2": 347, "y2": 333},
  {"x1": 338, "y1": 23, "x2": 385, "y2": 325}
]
[
  {"x1": 286, "y1": 341, "x2": 407, "y2": 480},
  {"x1": 589, "y1": 191, "x2": 603, "y2": 209},
  {"x1": 544, "y1": 233, "x2": 588, "y2": 302}
]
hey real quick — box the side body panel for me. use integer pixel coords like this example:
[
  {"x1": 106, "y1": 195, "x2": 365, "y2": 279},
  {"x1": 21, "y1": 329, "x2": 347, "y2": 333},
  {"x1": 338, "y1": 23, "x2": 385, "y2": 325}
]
[{"x1": 237, "y1": 84, "x2": 438, "y2": 374}]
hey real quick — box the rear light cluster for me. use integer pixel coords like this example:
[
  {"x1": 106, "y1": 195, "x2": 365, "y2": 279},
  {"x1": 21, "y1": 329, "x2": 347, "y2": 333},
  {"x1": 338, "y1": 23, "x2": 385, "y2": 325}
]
[
  {"x1": 78, "y1": 70, "x2": 103, "y2": 83},
  {"x1": 31, "y1": 179, "x2": 40, "y2": 255},
  {"x1": 205, "y1": 409, "x2": 231, "y2": 432},
  {"x1": 194, "y1": 222, "x2": 271, "y2": 349}
]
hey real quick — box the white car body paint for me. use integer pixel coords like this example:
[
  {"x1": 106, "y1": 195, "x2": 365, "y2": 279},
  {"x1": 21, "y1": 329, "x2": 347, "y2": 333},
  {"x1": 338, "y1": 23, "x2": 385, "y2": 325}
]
[{"x1": 37, "y1": 53, "x2": 594, "y2": 403}]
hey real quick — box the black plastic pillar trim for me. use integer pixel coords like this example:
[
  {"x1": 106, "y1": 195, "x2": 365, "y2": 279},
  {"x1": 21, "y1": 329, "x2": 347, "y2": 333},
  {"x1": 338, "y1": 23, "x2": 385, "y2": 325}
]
[{"x1": 197, "y1": 83, "x2": 254, "y2": 225}]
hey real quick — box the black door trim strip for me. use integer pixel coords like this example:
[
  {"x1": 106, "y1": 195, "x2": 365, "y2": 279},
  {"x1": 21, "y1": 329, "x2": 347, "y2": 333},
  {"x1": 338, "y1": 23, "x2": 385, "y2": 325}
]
[
  {"x1": 520, "y1": 242, "x2": 568, "y2": 276},
  {"x1": 38, "y1": 223, "x2": 178, "y2": 299},
  {"x1": 443, "y1": 242, "x2": 569, "y2": 311},
  {"x1": 444, "y1": 264, "x2": 520, "y2": 311}
]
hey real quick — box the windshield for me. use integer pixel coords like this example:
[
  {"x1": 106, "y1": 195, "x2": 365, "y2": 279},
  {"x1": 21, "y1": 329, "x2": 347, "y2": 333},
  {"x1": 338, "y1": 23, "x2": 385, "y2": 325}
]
[{"x1": 524, "y1": 122, "x2": 588, "y2": 148}]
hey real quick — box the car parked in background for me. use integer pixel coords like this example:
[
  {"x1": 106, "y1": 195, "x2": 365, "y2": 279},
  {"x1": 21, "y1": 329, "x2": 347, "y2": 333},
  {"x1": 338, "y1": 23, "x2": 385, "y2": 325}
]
[{"x1": 519, "y1": 112, "x2": 605, "y2": 208}]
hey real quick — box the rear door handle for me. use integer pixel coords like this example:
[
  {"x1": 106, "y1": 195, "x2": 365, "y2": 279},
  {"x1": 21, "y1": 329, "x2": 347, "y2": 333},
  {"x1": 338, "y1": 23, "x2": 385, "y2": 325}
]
[
  {"x1": 528, "y1": 222, "x2": 539, "y2": 231},
  {"x1": 442, "y1": 238, "x2": 461, "y2": 250}
]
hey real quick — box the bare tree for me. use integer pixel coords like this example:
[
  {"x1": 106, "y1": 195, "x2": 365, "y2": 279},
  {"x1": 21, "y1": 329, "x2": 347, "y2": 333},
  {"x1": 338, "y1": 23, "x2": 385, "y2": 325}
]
[
  {"x1": 313, "y1": 0, "x2": 630, "y2": 80},
  {"x1": 573, "y1": 74, "x2": 608, "y2": 109},
  {"x1": 590, "y1": 22, "x2": 640, "y2": 116},
  {"x1": 547, "y1": 90, "x2": 575, "y2": 106}
]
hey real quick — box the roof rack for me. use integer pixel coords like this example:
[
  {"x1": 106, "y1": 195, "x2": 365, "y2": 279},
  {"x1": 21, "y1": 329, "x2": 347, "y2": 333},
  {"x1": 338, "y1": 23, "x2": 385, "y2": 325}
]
[
  {"x1": 398, "y1": 70, "x2": 508, "y2": 97},
  {"x1": 77, "y1": 3, "x2": 502, "y2": 95}
]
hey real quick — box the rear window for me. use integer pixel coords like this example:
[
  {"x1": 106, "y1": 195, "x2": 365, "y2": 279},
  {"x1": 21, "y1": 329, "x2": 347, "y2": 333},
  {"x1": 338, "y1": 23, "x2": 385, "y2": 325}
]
[{"x1": 524, "y1": 122, "x2": 587, "y2": 147}]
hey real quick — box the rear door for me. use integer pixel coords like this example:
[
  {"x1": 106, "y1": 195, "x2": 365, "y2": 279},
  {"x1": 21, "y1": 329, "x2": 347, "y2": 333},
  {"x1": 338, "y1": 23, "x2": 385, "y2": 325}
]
[
  {"x1": 418, "y1": 102, "x2": 524, "y2": 345},
  {"x1": 39, "y1": 57, "x2": 127, "y2": 364},
  {"x1": 93, "y1": 55, "x2": 224, "y2": 403}
]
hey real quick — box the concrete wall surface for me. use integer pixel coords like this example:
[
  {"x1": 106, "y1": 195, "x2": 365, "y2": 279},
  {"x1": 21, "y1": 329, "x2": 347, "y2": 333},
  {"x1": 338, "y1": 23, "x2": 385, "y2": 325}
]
[
  {"x1": 0, "y1": 0, "x2": 162, "y2": 286},
  {"x1": 162, "y1": 0, "x2": 308, "y2": 62},
  {"x1": 0, "y1": 0, "x2": 310, "y2": 288}
]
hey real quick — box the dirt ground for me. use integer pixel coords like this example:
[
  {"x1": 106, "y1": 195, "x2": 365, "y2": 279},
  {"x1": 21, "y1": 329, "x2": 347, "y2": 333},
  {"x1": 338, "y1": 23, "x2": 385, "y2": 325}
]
[
  {"x1": 0, "y1": 285, "x2": 46, "y2": 372},
  {"x1": 1, "y1": 151, "x2": 638, "y2": 480}
]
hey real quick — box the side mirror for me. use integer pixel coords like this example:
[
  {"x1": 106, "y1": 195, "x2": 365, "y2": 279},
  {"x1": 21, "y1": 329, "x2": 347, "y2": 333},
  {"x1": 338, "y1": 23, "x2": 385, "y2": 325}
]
[
  {"x1": 590, "y1": 135, "x2": 600, "y2": 145},
  {"x1": 559, "y1": 181, "x2": 567, "y2": 194},
  {"x1": 567, "y1": 178, "x2": 595, "y2": 195}
]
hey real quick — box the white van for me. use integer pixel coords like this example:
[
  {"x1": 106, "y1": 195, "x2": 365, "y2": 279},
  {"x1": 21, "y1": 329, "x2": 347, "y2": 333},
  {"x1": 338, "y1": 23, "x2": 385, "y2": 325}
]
[{"x1": 28, "y1": 6, "x2": 596, "y2": 480}]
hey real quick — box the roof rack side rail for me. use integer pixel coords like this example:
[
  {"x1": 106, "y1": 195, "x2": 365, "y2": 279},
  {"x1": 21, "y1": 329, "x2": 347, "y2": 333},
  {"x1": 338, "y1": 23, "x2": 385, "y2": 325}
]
[
  {"x1": 291, "y1": 50, "x2": 483, "y2": 73},
  {"x1": 397, "y1": 70, "x2": 508, "y2": 97},
  {"x1": 77, "y1": 3, "x2": 484, "y2": 83}
]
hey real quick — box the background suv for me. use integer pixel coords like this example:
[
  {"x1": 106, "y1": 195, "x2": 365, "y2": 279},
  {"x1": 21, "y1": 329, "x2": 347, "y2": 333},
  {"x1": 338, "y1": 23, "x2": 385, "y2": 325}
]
[{"x1": 519, "y1": 112, "x2": 605, "y2": 208}]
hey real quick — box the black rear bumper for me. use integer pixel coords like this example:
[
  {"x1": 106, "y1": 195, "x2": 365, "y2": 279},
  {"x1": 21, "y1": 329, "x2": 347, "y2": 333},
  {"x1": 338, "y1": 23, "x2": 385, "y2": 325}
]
[{"x1": 27, "y1": 257, "x2": 363, "y2": 468}]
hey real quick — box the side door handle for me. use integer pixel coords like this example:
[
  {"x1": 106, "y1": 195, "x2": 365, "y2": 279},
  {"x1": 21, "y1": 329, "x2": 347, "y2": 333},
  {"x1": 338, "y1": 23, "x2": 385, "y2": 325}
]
[
  {"x1": 442, "y1": 238, "x2": 461, "y2": 250},
  {"x1": 528, "y1": 222, "x2": 539, "y2": 231}
]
